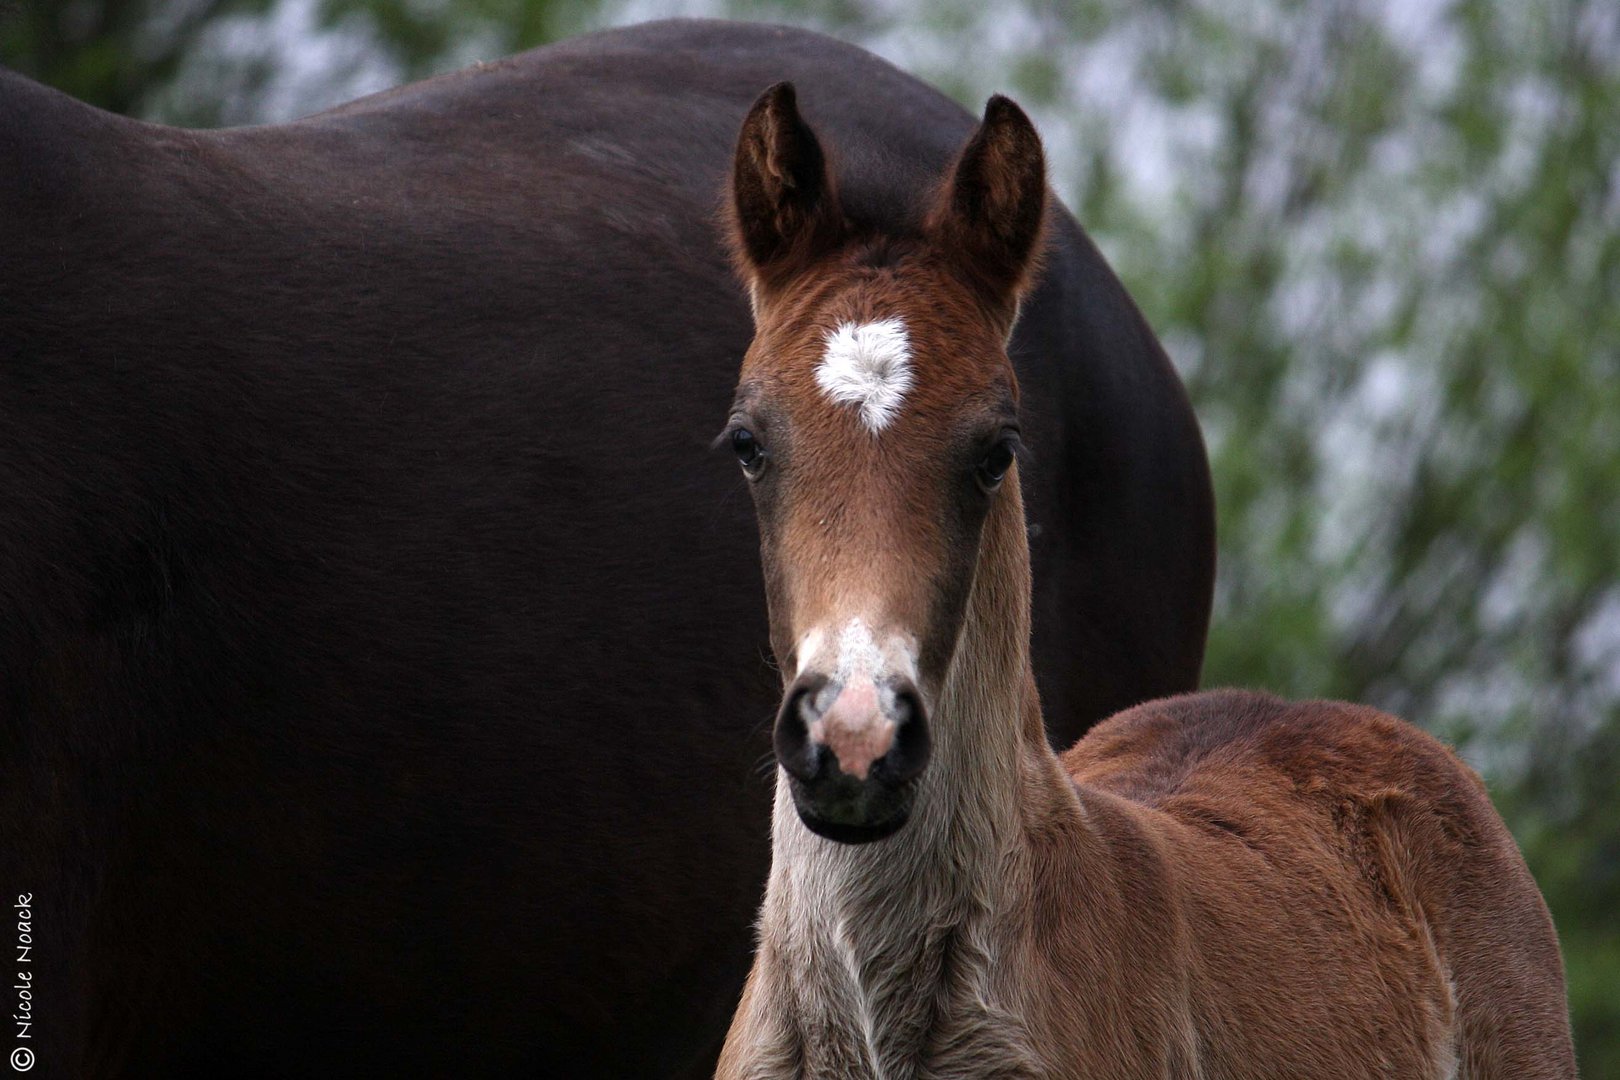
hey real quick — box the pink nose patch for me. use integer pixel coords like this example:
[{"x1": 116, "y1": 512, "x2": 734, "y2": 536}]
[{"x1": 808, "y1": 680, "x2": 895, "y2": 780}]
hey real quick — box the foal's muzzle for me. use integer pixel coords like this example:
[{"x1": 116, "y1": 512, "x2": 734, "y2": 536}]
[{"x1": 773, "y1": 670, "x2": 931, "y2": 843}]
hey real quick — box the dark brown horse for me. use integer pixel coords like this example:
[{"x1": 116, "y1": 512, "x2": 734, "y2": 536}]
[
  {"x1": 0, "y1": 20, "x2": 1212, "y2": 1077},
  {"x1": 715, "y1": 84, "x2": 1572, "y2": 1080}
]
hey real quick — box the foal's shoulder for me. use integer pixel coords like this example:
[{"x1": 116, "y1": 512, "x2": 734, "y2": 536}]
[{"x1": 1060, "y1": 688, "x2": 1489, "y2": 818}]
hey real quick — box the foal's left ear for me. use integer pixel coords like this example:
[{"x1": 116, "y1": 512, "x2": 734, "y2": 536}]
[
  {"x1": 728, "y1": 82, "x2": 843, "y2": 298},
  {"x1": 928, "y1": 95, "x2": 1048, "y2": 319}
]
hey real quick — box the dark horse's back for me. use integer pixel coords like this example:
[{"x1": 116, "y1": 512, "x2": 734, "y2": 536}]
[{"x1": 0, "y1": 19, "x2": 1212, "y2": 1077}]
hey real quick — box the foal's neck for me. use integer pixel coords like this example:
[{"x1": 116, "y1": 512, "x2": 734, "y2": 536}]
[{"x1": 759, "y1": 480, "x2": 1063, "y2": 1074}]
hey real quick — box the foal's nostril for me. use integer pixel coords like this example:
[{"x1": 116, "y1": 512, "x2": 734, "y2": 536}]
[
  {"x1": 776, "y1": 670, "x2": 930, "y2": 793},
  {"x1": 878, "y1": 683, "x2": 931, "y2": 784},
  {"x1": 773, "y1": 674, "x2": 827, "y2": 783},
  {"x1": 775, "y1": 669, "x2": 927, "y2": 843}
]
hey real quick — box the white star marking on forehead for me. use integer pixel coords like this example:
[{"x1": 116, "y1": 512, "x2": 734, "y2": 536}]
[{"x1": 815, "y1": 318, "x2": 913, "y2": 433}]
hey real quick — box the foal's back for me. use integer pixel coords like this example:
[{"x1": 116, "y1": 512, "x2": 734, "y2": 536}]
[{"x1": 1061, "y1": 689, "x2": 1574, "y2": 1078}]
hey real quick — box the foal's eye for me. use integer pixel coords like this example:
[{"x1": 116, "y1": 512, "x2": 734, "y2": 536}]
[
  {"x1": 976, "y1": 438, "x2": 1017, "y2": 489},
  {"x1": 732, "y1": 428, "x2": 765, "y2": 474}
]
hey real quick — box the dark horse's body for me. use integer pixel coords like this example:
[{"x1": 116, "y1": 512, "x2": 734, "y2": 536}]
[{"x1": 0, "y1": 19, "x2": 1212, "y2": 1077}]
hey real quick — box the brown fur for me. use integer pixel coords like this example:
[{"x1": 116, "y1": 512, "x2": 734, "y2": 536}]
[{"x1": 719, "y1": 86, "x2": 1573, "y2": 1080}]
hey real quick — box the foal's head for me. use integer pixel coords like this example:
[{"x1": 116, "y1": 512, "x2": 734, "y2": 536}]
[{"x1": 723, "y1": 84, "x2": 1048, "y2": 843}]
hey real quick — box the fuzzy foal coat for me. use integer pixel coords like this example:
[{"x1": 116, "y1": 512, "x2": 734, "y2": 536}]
[{"x1": 722, "y1": 471, "x2": 1573, "y2": 1079}]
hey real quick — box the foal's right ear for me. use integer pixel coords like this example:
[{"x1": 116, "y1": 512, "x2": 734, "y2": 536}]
[{"x1": 728, "y1": 83, "x2": 842, "y2": 296}]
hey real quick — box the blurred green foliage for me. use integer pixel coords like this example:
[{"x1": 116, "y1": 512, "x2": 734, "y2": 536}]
[
  {"x1": 0, "y1": 0, "x2": 589, "y2": 124},
  {"x1": 3, "y1": 0, "x2": 1616, "y2": 1068},
  {"x1": 2, "y1": 0, "x2": 274, "y2": 121}
]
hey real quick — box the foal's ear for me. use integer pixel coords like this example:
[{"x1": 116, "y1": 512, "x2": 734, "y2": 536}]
[
  {"x1": 728, "y1": 83, "x2": 842, "y2": 295},
  {"x1": 928, "y1": 95, "x2": 1048, "y2": 316}
]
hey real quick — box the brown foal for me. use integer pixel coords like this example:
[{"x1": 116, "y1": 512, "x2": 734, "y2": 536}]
[{"x1": 715, "y1": 83, "x2": 1575, "y2": 1080}]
